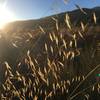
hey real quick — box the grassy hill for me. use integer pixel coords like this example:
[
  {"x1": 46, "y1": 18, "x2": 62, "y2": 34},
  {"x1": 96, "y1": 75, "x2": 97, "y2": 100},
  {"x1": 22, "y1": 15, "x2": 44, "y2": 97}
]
[
  {"x1": 3, "y1": 7, "x2": 100, "y2": 33},
  {"x1": 0, "y1": 6, "x2": 99, "y2": 65},
  {"x1": 0, "y1": 7, "x2": 100, "y2": 99}
]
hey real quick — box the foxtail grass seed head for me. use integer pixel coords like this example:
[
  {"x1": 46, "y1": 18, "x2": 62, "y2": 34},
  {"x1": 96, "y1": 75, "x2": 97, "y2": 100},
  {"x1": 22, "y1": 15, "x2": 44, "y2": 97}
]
[
  {"x1": 81, "y1": 22, "x2": 85, "y2": 32},
  {"x1": 39, "y1": 26, "x2": 45, "y2": 33},
  {"x1": 65, "y1": 14, "x2": 71, "y2": 30},
  {"x1": 75, "y1": 4, "x2": 87, "y2": 15},
  {"x1": 93, "y1": 12, "x2": 97, "y2": 24}
]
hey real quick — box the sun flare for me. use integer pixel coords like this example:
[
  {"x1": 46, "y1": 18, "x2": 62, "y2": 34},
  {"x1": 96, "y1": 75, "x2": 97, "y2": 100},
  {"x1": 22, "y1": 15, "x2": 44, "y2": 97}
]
[{"x1": 0, "y1": 7, "x2": 16, "y2": 29}]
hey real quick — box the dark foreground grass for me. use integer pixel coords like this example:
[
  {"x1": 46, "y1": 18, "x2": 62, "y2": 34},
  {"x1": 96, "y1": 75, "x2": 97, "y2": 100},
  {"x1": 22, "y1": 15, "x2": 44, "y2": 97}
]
[
  {"x1": 0, "y1": 11, "x2": 100, "y2": 99},
  {"x1": 0, "y1": 31, "x2": 100, "y2": 100}
]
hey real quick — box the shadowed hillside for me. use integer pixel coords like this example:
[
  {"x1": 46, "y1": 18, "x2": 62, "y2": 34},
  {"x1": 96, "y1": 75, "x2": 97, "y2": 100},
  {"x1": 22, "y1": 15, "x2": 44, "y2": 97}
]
[
  {"x1": 0, "y1": 7, "x2": 99, "y2": 65},
  {"x1": 3, "y1": 7, "x2": 100, "y2": 33},
  {"x1": 0, "y1": 7, "x2": 100, "y2": 100}
]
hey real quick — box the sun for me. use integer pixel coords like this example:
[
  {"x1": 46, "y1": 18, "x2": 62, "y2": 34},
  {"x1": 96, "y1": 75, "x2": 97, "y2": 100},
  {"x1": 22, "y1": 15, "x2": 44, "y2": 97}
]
[{"x1": 0, "y1": 7, "x2": 16, "y2": 29}]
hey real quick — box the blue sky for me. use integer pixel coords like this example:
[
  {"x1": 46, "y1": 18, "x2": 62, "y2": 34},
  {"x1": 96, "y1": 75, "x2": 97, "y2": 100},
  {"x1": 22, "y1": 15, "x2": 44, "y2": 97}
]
[{"x1": 1, "y1": 0, "x2": 100, "y2": 20}]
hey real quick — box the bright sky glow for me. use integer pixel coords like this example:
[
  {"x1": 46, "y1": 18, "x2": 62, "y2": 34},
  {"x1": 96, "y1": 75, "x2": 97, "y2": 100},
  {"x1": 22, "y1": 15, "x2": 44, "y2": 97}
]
[
  {"x1": 0, "y1": 0, "x2": 100, "y2": 29},
  {"x1": 0, "y1": 3, "x2": 16, "y2": 29}
]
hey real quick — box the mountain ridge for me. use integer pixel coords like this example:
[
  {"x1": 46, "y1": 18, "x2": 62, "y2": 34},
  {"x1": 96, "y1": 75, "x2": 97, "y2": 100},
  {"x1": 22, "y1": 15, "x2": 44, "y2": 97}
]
[{"x1": 3, "y1": 6, "x2": 100, "y2": 33}]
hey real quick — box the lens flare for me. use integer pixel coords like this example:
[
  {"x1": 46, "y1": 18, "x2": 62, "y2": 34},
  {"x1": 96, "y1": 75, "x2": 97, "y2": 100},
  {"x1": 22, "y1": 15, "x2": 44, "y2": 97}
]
[{"x1": 0, "y1": 3, "x2": 16, "y2": 29}]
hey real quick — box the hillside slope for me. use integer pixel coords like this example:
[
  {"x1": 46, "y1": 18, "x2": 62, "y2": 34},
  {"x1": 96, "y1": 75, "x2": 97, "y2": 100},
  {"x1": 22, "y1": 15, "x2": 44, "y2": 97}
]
[
  {"x1": 3, "y1": 7, "x2": 100, "y2": 33},
  {"x1": 0, "y1": 7, "x2": 100, "y2": 100}
]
